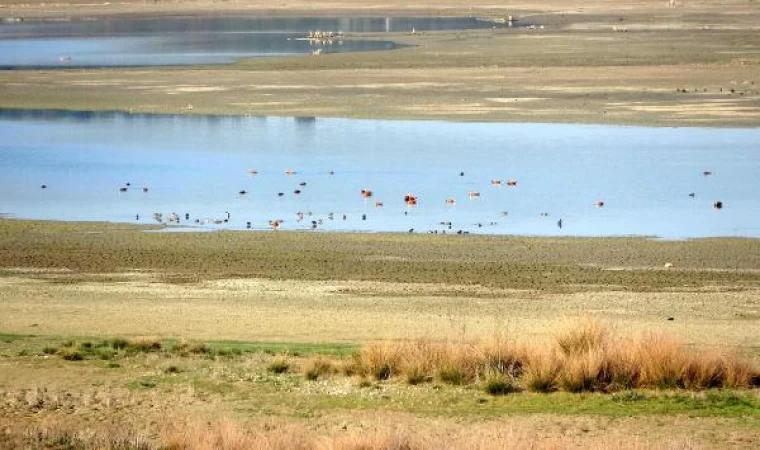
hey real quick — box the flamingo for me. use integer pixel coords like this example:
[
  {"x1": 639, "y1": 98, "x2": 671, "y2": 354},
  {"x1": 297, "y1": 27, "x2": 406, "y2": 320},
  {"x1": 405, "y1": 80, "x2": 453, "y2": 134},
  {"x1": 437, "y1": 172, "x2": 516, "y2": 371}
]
[
  {"x1": 506, "y1": 179, "x2": 518, "y2": 187},
  {"x1": 446, "y1": 197, "x2": 456, "y2": 205},
  {"x1": 285, "y1": 169, "x2": 297, "y2": 176},
  {"x1": 361, "y1": 189, "x2": 373, "y2": 198},
  {"x1": 468, "y1": 191, "x2": 480, "y2": 198},
  {"x1": 491, "y1": 180, "x2": 502, "y2": 186},
  {"x1": 595, "y1": 200, "x2": 605, "y2": 208},
  {"x1": 404, "y1": 194, "x2": 418, "y2": 206}
]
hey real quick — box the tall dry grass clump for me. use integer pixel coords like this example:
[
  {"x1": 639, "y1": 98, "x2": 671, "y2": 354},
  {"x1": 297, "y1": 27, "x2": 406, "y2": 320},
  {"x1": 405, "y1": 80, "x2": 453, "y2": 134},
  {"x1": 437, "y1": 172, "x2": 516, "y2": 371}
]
[
  {"x1": 355, "y1": 321, "x2": 759, "y2": 393},
  {"x1": 359, "y1": 341, "x2": 405, "y2": 380},
  {"x1": 359, "y1": 338, "x2": 526, "y2": 386},
  {"x1": 556, "y1": 319, "x2": 609, "y2": 356}
]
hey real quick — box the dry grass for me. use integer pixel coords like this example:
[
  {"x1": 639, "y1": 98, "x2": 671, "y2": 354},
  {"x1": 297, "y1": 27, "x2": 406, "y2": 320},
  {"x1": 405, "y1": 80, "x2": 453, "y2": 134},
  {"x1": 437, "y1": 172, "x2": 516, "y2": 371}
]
[
  {"x1": 356, "y1": 322, "x2": 760, "y2": 392},
  {"x1": 128, "y1": 336, "x2": 163, "y2": 352},
  {"x1": 1, "y1": 418, "x2": 694, "y2": 450}
]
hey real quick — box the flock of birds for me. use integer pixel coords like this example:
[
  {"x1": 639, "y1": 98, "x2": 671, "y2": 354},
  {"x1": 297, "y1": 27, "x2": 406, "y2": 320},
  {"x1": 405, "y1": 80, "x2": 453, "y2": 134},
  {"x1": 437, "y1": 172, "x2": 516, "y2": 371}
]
[{"x1": 38, "y1": 168, "x2": 722, "y2": 234}]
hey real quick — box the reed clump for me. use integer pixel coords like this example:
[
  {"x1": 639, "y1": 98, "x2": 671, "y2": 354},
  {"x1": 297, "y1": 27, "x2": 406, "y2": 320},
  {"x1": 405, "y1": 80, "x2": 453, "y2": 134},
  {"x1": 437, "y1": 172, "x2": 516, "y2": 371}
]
[{"x1": 355, "y1": 322, "x2": 759, "y2": 393}]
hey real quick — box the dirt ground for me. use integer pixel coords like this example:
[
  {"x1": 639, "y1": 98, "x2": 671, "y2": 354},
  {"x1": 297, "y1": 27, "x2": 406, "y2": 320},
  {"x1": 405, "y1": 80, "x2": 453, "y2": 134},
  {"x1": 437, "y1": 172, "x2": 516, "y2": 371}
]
[{"x1": 1, "y1": 219, "x2": 758, "y2": 356}]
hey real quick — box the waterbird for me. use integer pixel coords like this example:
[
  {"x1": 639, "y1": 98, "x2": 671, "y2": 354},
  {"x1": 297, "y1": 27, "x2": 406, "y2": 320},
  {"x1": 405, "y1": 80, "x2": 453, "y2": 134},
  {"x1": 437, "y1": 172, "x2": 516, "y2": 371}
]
[
  {"x1": 468, "y1": 191, "x2": 480, "y2": 198},
  {"x1": 595, "y1": 200, "x2": 605, "y2": 208},
  {"x1": 459, "y1": 172, "x2": 465, "y2": 176},
  {"x1": 446, "y1": 197, "x2": 456, "y2": 205},
  {"x1": 285, "y1": 169, "x2": 297, "y2": 176},
  {"x1": 557, "y1": 218, "x2": 563, "y2": 229},
  {"x1": 246, "y1": 222, "x2": 251, "y2": 229},
  {"x1": 248, "y1": 169, "x2": 258, "y2": 175},
  {"x1": 714, "y1": 201, "x2": 723, "y2": 210},
  {"x1": 239, "y1": 190, "x2": 247, "y2": 195},
  {"x1": 703, "y1": 171, "x2": 712, "y2": 176},
  {"x1": 119, "y1": 187, "x2": 128, "y2": 192},
  {"x1": 491, "y1": 180, "x2": 502, "y2": 186},
  {"x1": 142, "y1": 186, "x2": 149, "y2": 192},
  {"x1": 41, "y1": 185, "x2": 47, "y2": 189},
  {"x1": 294, "y1": 189, "x2": 301, "y2": 195},
  {"x1": 506, "y1": 179, "x2": 518, "y2": 187},
  {"x1": 688, "y1": 192, "x2": 695, "y2": 198},
  {"x1": 299, "y1": 182, "x2": 307, "y2": 186},
  {"x1": 278, "y1": 192, "x2": 284, "y2": 197}
]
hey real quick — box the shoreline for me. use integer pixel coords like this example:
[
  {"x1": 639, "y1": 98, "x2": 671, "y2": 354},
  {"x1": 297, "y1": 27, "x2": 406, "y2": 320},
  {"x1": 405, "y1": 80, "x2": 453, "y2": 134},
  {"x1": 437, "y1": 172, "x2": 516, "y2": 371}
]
[
  {"x1": 3, "y1": 216, "x2": 758, "y2": 242},
  {"x1": 2, "y1": 104, "x2": 760, "y2": 129}
]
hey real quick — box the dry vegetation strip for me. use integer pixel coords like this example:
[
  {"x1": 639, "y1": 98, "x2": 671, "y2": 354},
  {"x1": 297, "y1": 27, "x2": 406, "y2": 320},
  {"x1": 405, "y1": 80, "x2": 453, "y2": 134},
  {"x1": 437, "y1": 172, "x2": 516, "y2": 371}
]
[
  {"x1": 353, "y1": 321, "x2": 760, "y2": 392},
  {"x1": 0, "y1": 420, "x2": 701, "y2": 450}
]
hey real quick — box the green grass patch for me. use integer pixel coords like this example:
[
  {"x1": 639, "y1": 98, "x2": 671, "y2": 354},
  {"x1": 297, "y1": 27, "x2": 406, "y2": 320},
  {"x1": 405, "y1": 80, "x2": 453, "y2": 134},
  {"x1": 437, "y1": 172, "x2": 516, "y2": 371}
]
[
  {"x1": 207, "y1": 340, "x2": 358, "y2": 357},
  {"x1": 0, "y1": 333, "x2": 32, "y2": 344}
]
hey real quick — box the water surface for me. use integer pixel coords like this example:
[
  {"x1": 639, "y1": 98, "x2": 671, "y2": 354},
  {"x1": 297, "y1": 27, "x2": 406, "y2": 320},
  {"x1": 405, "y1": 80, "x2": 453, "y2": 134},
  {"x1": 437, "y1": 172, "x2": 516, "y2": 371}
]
[
  {"x1": 0, "y1": 109, "x2": 758, "y2": 238},
  {"x1": 0, "y1": 16, "x2": 507, "y2": 68}
]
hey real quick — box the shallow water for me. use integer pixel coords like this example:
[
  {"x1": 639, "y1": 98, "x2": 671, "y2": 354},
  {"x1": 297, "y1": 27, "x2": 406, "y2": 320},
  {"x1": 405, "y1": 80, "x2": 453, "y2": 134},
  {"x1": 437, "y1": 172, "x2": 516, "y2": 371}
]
[
  {"x1": 0, "y1": 109, "x2": 758, "y2": 238},
  {"x1": 0, "y1": 16, "x2": 506, "y2": 68}
]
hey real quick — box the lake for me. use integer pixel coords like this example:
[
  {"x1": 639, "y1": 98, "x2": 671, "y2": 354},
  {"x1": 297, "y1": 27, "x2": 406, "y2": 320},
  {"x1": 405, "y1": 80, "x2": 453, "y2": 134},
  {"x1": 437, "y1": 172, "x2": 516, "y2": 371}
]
[
  {"x1": 0, "y1": 109, "x2": 758, "y2": 238},
  {"x1": 0, "y1": 16, "x2": 509, "y2": 68}
]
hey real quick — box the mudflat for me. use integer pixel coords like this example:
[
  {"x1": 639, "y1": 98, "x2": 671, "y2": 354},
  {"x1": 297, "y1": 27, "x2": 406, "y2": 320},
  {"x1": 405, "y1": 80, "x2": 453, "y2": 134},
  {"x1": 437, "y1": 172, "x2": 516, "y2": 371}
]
[{"x1": 1, "y1": 219, "x2": 758, "y2": 351}]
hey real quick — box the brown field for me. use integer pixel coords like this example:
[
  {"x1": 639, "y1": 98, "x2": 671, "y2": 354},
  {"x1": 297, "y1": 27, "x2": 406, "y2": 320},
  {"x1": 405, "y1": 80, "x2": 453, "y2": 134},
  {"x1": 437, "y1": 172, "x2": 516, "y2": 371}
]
[
  {"x1": 0, "y1": 220, "x2": 759, "y2": 448},
  {"x1": 1, "y1": 1, "x2": 760, "y2": 447}
]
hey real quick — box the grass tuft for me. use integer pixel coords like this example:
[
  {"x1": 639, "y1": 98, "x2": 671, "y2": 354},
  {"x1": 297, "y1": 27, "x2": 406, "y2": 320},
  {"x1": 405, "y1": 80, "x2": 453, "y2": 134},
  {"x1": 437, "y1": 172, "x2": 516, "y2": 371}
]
[
  {"x1": 267, "y1": 357, "x2": 291, "y2": 374},
  {"x1": 304, "y1": 356, "x2": 335, "y2": 381},
  {"x1": 57, "y1": 347, "x2": 84, "y2": 361}
]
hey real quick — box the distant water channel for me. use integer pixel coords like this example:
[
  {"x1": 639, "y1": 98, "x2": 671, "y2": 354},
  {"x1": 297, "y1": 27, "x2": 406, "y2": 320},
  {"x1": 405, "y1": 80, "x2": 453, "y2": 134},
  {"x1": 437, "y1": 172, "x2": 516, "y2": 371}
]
[
  {"x1": 1, "y1": 109, "x2": 758, "y2": 238},
  {"x1": 0, "y1": 16, "x2": 508, "y2": 68}
]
